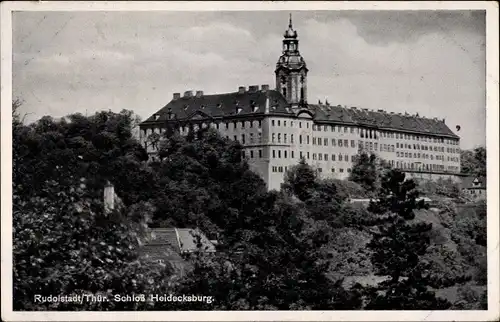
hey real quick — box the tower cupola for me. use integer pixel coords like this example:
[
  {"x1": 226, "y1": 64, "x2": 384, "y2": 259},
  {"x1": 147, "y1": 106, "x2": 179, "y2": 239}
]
[{"x1": 275, "y1": 14, "x2": 308, "y2": 107}]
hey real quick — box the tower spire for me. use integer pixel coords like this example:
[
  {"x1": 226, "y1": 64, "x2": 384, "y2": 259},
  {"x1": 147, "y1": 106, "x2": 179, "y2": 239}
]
[{"x1": 289, "y1": 13, "x2": 293, "y2": 29}]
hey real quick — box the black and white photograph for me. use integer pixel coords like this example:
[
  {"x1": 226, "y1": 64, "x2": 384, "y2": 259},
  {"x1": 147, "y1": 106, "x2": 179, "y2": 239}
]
[{"x1": 1, "y1": 1, "x2": 499, "y2": 321}]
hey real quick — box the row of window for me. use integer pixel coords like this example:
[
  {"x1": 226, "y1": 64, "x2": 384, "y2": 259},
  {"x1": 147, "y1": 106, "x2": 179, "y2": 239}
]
[
  {"x1": 271, "y1": 119, "x2": 309, "y2": 128},
  {"x1": 242, "y1": 149, "x2": 263, "y2": 159},
  {"x1": 396, "y1": 142, "x2": 459, "y2": 153},
  {"x1": 312, "y1": 137, "x2": 357, "y2": 148},
  {"x1": 272, "y1": 166, "x2": 289, "y2": 173},
  {"x1": 394, "y1": 162, "x2": 446, "y2": 172},
  {"x1": 312, "y1": 153, "x2": 355, "y2": 162},
  {"x1": 395, "y1": 151, "x2": 458, "y2": 162},
  {"x1": 143, "y1": 122, "x2": 459, "y2": 147}
]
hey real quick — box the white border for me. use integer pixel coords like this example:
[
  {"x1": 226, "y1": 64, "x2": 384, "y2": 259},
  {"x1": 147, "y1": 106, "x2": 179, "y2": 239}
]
[{"x1": 1, "y1": 1, "x2": 498, "y2": 321}]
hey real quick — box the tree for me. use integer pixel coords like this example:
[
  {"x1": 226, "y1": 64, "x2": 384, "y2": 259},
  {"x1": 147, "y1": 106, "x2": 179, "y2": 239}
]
[
  {"x1": 363, "y1": 169, "x2": 454, "y2": 309},
  {"x1": 169, "y1": 193, "x2": 363, "y2": 310},
  {"x1": 281, "y1": 158, "x2": 318, "y2": 201},
  {"x1": 13, "y1": 175, "x2": 174, "y2": 310},
  {"x1": 12, "y1": 103, "x2": 175, "y2": 310},
  {"x1": 349, "y1": 152, "x2": 391, "y2": 195},
  {"x1": 461, "y1": 147, "x2": 486, "y2": 177}
]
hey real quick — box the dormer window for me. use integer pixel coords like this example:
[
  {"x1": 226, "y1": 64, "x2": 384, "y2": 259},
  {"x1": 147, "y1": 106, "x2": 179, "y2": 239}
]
[{"x1": 154, "y1": 114, "x2": 160, "y2": 121}]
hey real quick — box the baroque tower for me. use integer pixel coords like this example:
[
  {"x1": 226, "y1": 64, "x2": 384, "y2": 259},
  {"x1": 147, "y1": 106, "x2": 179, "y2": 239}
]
[{"x1": 275, "y1": 14, "x2": 308, "y2": 107}]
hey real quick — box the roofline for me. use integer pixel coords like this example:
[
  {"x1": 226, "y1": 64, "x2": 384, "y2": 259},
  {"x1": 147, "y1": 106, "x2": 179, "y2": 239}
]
[{"x1": 141, "y1": 116, "x2": 460, "y2": 139}]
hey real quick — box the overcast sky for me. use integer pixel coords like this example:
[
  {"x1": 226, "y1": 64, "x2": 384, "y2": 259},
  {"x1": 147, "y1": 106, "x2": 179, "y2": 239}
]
[{"x1": 13, "y1": 10, "x2": 485, "y2": 149}]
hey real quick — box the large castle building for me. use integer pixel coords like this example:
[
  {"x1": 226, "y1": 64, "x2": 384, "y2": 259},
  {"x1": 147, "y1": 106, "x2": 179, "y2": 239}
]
[{"x1": 140, "y1": 16, "x2": 462, "y2": 191}]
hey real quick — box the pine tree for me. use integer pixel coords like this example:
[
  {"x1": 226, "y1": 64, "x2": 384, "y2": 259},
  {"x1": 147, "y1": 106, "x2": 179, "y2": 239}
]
[
  {"x1": 349, "y1": 152, "x2": 380, "y2": 194},
  {"x1": 364, "y1": 169, "x2": 453, "y2": 310}
]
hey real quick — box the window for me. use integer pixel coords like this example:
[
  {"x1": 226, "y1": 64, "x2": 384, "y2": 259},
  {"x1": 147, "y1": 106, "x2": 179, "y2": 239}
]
[
  {"x1": 332, "y1": 139, "x2": 336, "y2": 147},
  {"x1": 284, "y1": 151, "x2": 287, "y2": 158},
  {"x1": 351, "y1": 127, "x2": 354, "y2": 133},
  {"x1": 351, "y1": 140, "x2": 355, "y2": 148},
  {"x1": 374, "y1": 143, "x2": 378, "y2": 151},
  {"x1": 233, "y1": 121, "x2": 238, "y2": 129},
  {"x1": 306, "y1": 136, "x2": 310, "y2": 144},
  {"x1": 278, "y1": 150, "x2": 281, "y2": 158},
  {"x1": 291, "y1": 134, "x2": 294, "y2": 144},
  {"x1": 351, "y1": 155, "x2": 355, "y2": 162},
  {"x1": 313, "y1": 137, "x2": 317, "y2": 145},
  {"x1": 344, "y1": 127, "x2": 348, "y2": 133},
  {"x1": 250, "y1": 150, "x2": 254, "y2": 158},
  {"x1": 338, "y1": 139, "x2": 343, "y2": 147},
  {"x1": 284, "y1": 121, "x2": 287, "y2": 127},
  {"x1": 278, "y1": 133, "x2": 281, "y2": 143},
  {"x1": 332, "y1": 125, "x2": 335, "y2": 132},
  {"x1": 318, "y1": 154, "x2": 322, "y2": 161},
  {"x1": 259, "y1": 150, "x2": 263, "y2": 158},
  {"x1": 234, "y1": 135, "x2": 237, "y2": 142},
  {"x1": 324, "y1": 138, "x2": 328, "y2": 146},
  {"x1": 339, "y1": 154, "x2": 343, "y2": 161},
  {"x1": 300, "y1": 151, "x2": 303, "y2": 159},
  {"x1": 299, "y1": 122, "x2": 302, "y2": 128},
  {"x1": 249, "y1": 121, "x2": 253, "y2": 128},
  {"x1": 344, "y1": 139, "x2": 348, "y2": 147},
  {"x1": 225, "y1": 122, "x2": 229, "y2": 130},
  {"x1": 278, "y1": 120, "x2": 281, "y2": 126},
  {"x1": 340, "y1": 168, "x2": 344, "y2": 173},
  {"x1": 318, "y1": 138, "x2": 322, "y2": 146},
  {"x1": 396, "y1": 143, "x2": 400, "y2": 148},
  {"x1": 347, "y1": 168, "x2": 351, "y2": 173},
  {"x1": 284, "y1": 134, "x2": 287, "y2": 143},
  {"x1": 307, "y1": 152, "x2": 310, "y2": 159},
  {"x1": 299, "y1": 135, "x2": 303, "y2": 144},
  {"x1": 273, "y1": 150, "x2": 276, "y2": 158},
  {"x1": 331, "y1": 168, "x2": 336, "y2": 173},
  {"x1": 325, "y1": 154, "x2": 328, "y2": 161},
  {"x1": 258, "y1": 120, "x2": 262, "y2": 128},
  {"x1": 250, "y1": 133, "x2": 254, "y2": 143},
  {"x1": 272, "y1": 120, "x2": 275, "y2": 126},
  {"x1": 291, "y1": 151, "x2": 294, "y2": 158},
  {"x1": 272, "y1": 133, "x2": 275, "y2": 143},
  {"x1": 324, "y1": 125, "x2": 328, "y2": 131},
  {"x1": 241, "y1": 121, "x2": 245, "y2": 129}
]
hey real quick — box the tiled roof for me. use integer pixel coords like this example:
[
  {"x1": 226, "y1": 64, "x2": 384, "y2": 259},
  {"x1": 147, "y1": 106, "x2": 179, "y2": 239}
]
[
  {"x1": 308, "y1": 104, "x2": 458, "y2": 138},
  {"x1": 147, "y1": 228, "x2": 216, "y2": 254},
  {"x1": 141, "y1": 90, "x2": 458, "y2": 138},
  {"x1": 142, "y1": 89, "x2": 290, "y2": 123},
  {"x1": 462, "y1": 176, "x2": 487, "y2": 189}
]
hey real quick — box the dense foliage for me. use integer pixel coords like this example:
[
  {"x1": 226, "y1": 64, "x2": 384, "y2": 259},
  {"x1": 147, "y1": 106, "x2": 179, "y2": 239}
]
[
  {"x1": 12, "y1": 102, "x2": 487, "y2": 311},
  {"x1": 460, "y1": 147, "x2": 486, "y2": 177}
]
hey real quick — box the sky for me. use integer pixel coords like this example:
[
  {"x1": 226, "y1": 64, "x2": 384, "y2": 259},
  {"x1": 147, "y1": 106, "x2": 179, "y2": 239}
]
[{"x1": 13, "y1": 10, "x2": 486, "y2": 149}]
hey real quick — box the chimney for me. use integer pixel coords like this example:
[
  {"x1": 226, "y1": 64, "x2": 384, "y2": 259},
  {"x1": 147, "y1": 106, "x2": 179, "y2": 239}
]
[
  {"x1": 249, "y1": 85, "x2": 259, "y2": 93},
  {"x1": 195, "y1": 90, "x2": 204, "y2": 98},
  {"x1": 261, "y1": 84, "x2": 269, "y2": 91},
  {"x1": 184, "y1": 90, "x2": 193, "y2": 97},
  {"x1": 173, "y1": 93, "x2": 181, "y2": 100},
  {"x1": 104, "y1": 181, "x2": 114, "y2": 213},
  {"x1": 238, "y1": 86, "x2": 246, "y2": 94}
]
